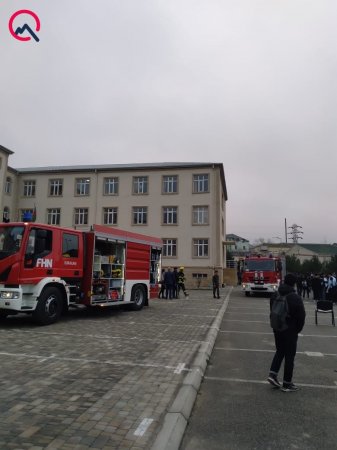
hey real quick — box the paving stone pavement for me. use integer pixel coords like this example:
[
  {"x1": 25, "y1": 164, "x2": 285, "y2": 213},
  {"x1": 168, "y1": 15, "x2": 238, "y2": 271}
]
[{"x1": 0, "y1": 287, "x2": 231, "y2": 450}]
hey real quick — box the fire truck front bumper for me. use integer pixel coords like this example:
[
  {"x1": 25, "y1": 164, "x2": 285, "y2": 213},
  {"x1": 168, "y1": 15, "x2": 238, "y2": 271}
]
[
  {"x1": 0, "y1": 287, "x2": 34, "y2": 312},
  {"x1": 242, "y1": 283, "x2": 278, "y2": 293}
]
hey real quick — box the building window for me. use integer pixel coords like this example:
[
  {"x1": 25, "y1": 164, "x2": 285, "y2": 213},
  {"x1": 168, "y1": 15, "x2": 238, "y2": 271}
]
[
  {"x1": 3, "y1": 207, "x2": 10, "y2": 222},
  {"x1": 193, "y1": 174, "x2": 209, "y2": 193},
  {"x1": 162, "y1": 175, "x2": 178, "y2": 194},
  {"x1": 104, "y1": 177, "x2": 119, "y2": 195},
  {"x1": 192, "y1": 206, "x2": 209, "y2": 225},
  {"x1": 75, "y1": 178, "x2": 90, "y2": 196},
  {"x1": 133, "y1": 176, "x2": 148, "y2": 194},
  {"x1": 5, "y1": 177, "x2": 12, "y2": 195},
  {"x1": 23, "y1": 180, "x2": 36, "y2": 197},
  {"x1": 162, "y1": 206, "x2": 178, "y2": 225},
  {"x1": 74, "y1": 208, "x2": 88, "y2": 225},
  {"x1": 193, "y1": 238, "x2": 209, "y2": 257},
  {"x1": 132, "y1": 206, "x2": 147, "y2": 225},
  {"x1": 49, "y1": 179, "x2": 63, "y2": 196},
  {"x1": 47, "y1": 208, "x2": 61, "y2": 225},
  {"x1": 163, "y1": 239, "x2": 177, "y2": 257},
  {"x1": 103, "y1": 207, "x2": 118, "y2": 225}
]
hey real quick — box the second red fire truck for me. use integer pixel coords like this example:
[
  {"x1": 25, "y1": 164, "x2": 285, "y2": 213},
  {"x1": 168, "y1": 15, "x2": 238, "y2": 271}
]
[
  {"x1": 241, "y1": 254, "x2": 286, "y2": 296},
  {"x1": 0, "y1": 222, "x2": 162, "y2": 324}
]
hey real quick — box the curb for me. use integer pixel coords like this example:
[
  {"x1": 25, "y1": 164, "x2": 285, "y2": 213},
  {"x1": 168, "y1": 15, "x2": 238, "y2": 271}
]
[{"x1": 150, "y1": 287, "x2": 232, "y2": 450}]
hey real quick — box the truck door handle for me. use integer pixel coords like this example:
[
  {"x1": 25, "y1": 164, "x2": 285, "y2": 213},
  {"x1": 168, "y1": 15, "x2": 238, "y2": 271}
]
[
  {"x1": 74, "y1": 271, "x2": 79, "y2": 276},
  {"x1": 47, "y1": 269, "x2": 53, "y2": 275}
]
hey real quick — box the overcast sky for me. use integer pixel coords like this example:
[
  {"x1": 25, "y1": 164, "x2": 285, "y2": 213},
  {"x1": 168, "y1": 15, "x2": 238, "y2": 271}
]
[{"x1": 1, "y1": 1, "x2": 337, "y2": 244}]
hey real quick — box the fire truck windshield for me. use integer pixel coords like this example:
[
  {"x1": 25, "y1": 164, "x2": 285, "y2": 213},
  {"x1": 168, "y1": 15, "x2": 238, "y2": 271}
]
[
  {"x1": 0, "y1": 226, "x2": 25, "y2": 260},
  {"x1": 245, "y1": 260, "x2": 276, "y2": 271}
]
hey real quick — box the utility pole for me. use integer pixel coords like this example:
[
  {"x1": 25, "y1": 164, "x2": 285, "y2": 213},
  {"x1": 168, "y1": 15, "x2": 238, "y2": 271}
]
[{"x1": 287, "y1": 223, "x2": 303, "y2": 243}]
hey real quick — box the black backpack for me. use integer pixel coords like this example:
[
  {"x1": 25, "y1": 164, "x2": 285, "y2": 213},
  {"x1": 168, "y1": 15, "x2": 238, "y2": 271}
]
[{"x1": 270, "y1": 293, "x2": 289, "y2": 332}]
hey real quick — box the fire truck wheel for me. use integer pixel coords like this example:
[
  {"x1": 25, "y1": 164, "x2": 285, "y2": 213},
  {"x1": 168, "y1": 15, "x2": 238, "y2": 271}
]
[
  {"x1": 0, "y1": 311, "x2": 8, "y2": 320},
  {"x1": 131, "y1": 285, "x2": 146, "y2": 310},
  {"x1": 245, "y1": 292, "x2": 250, "y2": 297},
  {"x1": 34, "y1": 287, "x2": 62, "y2": 325}
]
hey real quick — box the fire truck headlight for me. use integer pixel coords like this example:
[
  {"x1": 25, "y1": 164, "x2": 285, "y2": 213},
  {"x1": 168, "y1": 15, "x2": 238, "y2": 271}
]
[
  {"x1": 272, "y1": 285, "x2": 278, "y2": 291},
  {"x1": 242, "y1": 284, "x2": 246, "y2": 289},
  {"x1": 1, "y1": 291, "x2": 20, "y2": 299}
]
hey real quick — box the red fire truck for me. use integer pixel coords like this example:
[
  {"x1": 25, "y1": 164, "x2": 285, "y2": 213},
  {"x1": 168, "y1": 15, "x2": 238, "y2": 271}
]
[
  {"x1": 241, "y1": 255, "x2": 286, "y2": 296},
  {"x1": 0, "y1": 222, "x2": 162, "y2": 324}
]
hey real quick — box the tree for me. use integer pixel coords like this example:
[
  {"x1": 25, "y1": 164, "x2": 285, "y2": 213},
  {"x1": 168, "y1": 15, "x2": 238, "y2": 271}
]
[
  {"x1": 285, "y1": 255, "x2": 301, "y2": 273},
  {"x1": 301, "y1": 256, "x2": 322, "y2": 274},
  {"x1": 324, "y1": 255, "x2": 337, "y2": 274}
]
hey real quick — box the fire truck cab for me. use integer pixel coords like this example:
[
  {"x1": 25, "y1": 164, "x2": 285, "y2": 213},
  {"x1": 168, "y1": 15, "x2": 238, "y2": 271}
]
[
  {"x1": 0, "y1": 222, "x2": 162, "y2": 324},
  {"x1": 241, "y1": 255, "x2": 285, "y2": 296}
]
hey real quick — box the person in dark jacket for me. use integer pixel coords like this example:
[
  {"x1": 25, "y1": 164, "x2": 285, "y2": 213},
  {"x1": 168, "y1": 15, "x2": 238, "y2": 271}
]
[
  {"x1": 212, "y1": 270, "x2": 220, "y2": 298},
  {"x1": 267, "y1": 273, "x2": 306, "y2": 392},
  {"x1": 164, "y1": 267, "x2": 175, "y2": 299},
  {"x1": 311, "y1": 274, "x2": 323, "y2": 300}
]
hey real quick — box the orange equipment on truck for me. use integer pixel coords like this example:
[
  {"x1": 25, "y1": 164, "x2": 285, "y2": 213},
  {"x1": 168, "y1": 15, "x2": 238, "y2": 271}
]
[
  {"x1": 0, "y1": 222, "x2": 162, "y2": 324},
  {"x1": 241, "y1": 254, "x2": 285, "y2": 296}
]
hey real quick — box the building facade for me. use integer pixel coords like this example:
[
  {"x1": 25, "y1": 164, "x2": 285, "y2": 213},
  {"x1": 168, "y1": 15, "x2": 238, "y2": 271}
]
[
  {"x1": 250, "y1": 242, "x2": 337, "y2": 264},
  {"x1": 0, "y1": 145, "x2": 228, "y2": 287},
  {"x1": 226, "y1": 233, "x2": 250, "y2": 257}
]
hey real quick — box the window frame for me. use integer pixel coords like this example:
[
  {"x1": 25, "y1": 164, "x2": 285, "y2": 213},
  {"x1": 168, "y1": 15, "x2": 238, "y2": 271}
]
[
  {"x1": 5, "y1": 177, "x2": 12, "y2": 195},
  {"x1": 49, "y1": 178, "x2": 63, "y2": 197},
  {"x1": 132, "y1": 206, "x2": 148, "y2": 225},
  {"x1": 192, "y1": 205, "x2": 209, "y2": 225},
  {"x1": 162, "y1": 238, "x2": 177, "y2": 257},
  {"x1": 47, "y1": 208, "x2": 61, "y2": 225},
  {"x1": 103, "y1": 177, "x2": 119, "y2": 196},
  {"x1": 74, "y1": 207, "x2": 89, "y2": 226},
  {"x1": 75, "y1": 178, "x2": 90, "y2": 196},
  {"x1": 192, "y1": 173, "x2": 209, "y2": 194},
  {"x1": 192, "y1": 238, "x2": 209, "y2": 258},
  {"x1": 162, "y1": 175, "x2": 178, "y2": 194},
  {"x1": 132, "y1": 176, "x2": 148, "y2": 195},
  {"x1": 162, "y1": 206, "x2": 178, "y2": 225},
  {"x1": 23, "y1": 180, "x2": 36, "y2": 197},
  {"x1": 103, "y1": 207, "x2": 118, "y2": 225}
]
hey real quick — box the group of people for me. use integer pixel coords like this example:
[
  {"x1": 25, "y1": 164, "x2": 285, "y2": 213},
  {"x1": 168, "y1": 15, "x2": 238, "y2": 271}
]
[
  {"x1": 295, "y1": 273, "x2": 337, "y2": 301},
  {"x1": 158, "y1": 268, "x2": 221, "y2": 299},
  {"x1": 158, "y1": 267, "x2": 188, "y2": 299}
]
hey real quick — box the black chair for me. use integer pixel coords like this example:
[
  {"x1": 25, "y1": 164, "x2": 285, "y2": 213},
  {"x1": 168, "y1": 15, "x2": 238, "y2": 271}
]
[{"x1": 315, "y1": 300, "x2": 335, "y2": 326}]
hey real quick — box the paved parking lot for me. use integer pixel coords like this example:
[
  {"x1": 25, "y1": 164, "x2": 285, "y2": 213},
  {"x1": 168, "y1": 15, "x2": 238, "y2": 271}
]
[
  {"x1": 0, "y1": 288, "x2": 230, "y2": 450},
  {"x1": 181, "y1": 287, "x2": 337, "y2": 450}
]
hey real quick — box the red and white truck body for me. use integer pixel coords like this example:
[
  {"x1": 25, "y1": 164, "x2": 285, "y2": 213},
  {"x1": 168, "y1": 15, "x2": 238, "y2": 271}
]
[
  {"x1": 0, "y1": 222, "x2": 162, "y2": 324},
  {"x1": 241, "y1": 255, "x2": 285, "y2": 296}
]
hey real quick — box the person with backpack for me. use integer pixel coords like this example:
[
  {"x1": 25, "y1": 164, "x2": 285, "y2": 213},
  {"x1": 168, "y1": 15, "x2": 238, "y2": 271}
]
[{"x1": 267, "y1": 273, "x2": 306, "y2": 392}]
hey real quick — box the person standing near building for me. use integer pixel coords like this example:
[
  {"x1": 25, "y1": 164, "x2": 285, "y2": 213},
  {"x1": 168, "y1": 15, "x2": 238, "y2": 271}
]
[
  {"x1": 173, "y1": 267, "x2": 179, "y2": 299},
  {"x1": 164, "y1": 267, "x2": 175, "y2": 299},
  {"x1": 158, "y1": 269, "x2": 166, "y2": 299},
  {"x1": 212, "y1": 270, "x2": 220, "y2": 299},
  {"x1": 267, "y1": 273, "x2": 306, "y2": 392},
  {"x1": 177, "y1": 267, "x2": 188, "y2": 298},
  {"x1": 311, "y1": 274, "x2": 322, "y2": 300}
]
